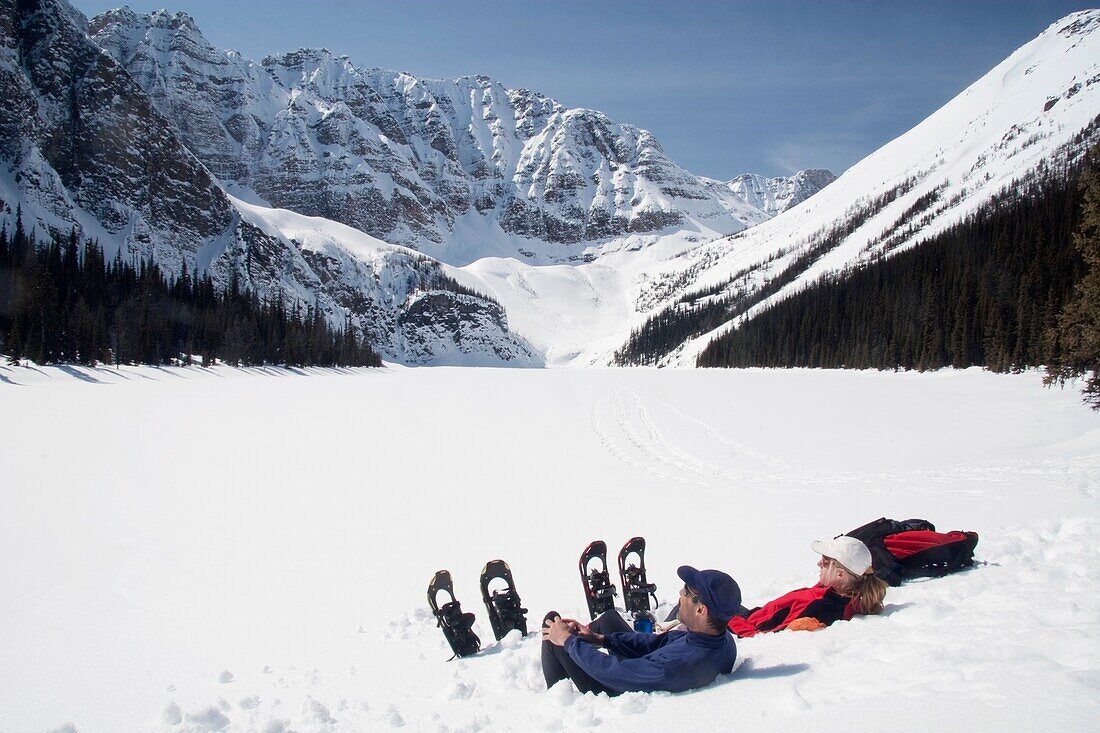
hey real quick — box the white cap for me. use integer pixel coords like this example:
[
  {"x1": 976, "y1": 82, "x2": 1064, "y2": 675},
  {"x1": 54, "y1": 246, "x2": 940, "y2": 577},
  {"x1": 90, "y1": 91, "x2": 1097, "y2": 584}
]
[{"x1": 811, "y1": 536, "x2": 873, "y2": 576}]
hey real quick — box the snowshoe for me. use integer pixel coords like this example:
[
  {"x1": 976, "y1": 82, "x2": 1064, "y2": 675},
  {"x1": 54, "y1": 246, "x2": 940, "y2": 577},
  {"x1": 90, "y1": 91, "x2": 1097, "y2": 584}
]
[
  {"x1": 579, "y1": 540, "x2": 617, "y2": 620},
  {"x1": 480, "y1": 559, "x2": 528, "y2": 641},
  {"x1": 618, "y1": 536, "x2": 658, "y2": 616},
  {"x1": 427, "y1": 569, "x2": 481, "y2": 659}
]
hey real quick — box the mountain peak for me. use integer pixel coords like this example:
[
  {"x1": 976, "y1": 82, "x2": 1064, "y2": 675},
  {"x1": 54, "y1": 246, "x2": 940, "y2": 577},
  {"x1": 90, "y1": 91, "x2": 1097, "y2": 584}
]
[
  {"x1": 89, "y1": 6, "x2": 199, "y2": 35},
  {"x1": 1056, "y1": 9, "x2": 1100, "y2": 39},
  {"x1": 723, "y1": 169, "x2": 836, "y2": 217}
]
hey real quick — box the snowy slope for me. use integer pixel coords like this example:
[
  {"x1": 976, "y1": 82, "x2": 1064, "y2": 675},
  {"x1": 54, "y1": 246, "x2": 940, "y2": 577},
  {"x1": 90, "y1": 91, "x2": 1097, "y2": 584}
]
[
  {"x1": 656, "y1": 10, "x2": 1100, "y2": 366},
  {"x1": 229, "y1": 198, "x2": 541, "y2": 367},
  {"x1": 0, "y1": 365, "x2": 1097, "y2": 731}
]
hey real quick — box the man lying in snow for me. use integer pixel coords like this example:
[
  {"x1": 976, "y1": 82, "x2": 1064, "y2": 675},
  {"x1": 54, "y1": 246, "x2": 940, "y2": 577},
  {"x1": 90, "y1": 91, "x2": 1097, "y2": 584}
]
[
  {"x1": 727, "y1": 535, "x2": 889, "y2": 637},
  {"x1": 541, "y1": 566, "x2": 739, "y2": 695}
]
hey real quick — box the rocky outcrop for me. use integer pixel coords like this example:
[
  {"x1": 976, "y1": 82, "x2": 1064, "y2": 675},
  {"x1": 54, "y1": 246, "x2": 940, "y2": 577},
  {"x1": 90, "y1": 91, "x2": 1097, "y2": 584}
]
[{"x1": 0, "y1": 0, "x2": 232, "y2": 271}]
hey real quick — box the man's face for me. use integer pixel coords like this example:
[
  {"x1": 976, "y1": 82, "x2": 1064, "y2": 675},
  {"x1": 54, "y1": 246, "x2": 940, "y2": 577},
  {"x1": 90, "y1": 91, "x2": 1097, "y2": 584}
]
[{"x1": 679, "y1": 585, "x2": 702, "y2": 628}]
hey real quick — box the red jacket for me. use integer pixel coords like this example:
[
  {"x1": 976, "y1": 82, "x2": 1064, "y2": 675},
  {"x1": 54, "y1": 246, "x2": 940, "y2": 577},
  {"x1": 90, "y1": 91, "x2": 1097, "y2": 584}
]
[{"x1": 727, "y1": 584, "x2": 853, "y2": 638}]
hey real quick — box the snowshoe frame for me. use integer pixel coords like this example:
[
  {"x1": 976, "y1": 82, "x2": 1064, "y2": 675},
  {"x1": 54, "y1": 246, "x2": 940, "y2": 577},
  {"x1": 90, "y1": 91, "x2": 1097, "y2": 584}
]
[
  {"x1": 579, "y1": 540, "x2": 618, "y2": 620},
  {"x1": 427, "y1": 569, "x2": 481, "y2": 659},
  {"x1": 480, "y1": 559, "x2": 529, "y2": 641},
  {"x1": 618, "y1": 536, "x2": 658, "y2": 615}
]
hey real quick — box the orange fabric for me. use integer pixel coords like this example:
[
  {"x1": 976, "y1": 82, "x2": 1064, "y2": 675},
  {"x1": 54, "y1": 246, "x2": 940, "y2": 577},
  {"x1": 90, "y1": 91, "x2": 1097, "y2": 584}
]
[{"x1": 785, "y1": 617, "x2": 826, "y2": 632}]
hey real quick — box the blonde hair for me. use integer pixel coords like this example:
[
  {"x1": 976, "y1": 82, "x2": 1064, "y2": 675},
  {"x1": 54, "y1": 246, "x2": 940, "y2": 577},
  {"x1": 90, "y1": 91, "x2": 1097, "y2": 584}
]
[{"x1": 845, "y1": 572, "x2": 888, "y2": 615}]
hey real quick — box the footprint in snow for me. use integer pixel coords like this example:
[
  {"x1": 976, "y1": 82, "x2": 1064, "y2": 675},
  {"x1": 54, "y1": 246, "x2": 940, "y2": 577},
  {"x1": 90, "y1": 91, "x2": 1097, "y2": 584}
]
[
  {"x1": 299, "y1": 696, "x2": 335, "y2": 725},
  {"x1": 384, "y1": 705, "x2": 405, "y2": 727},
  {"x1": 162, "y1": 702, "x2": 182, "y2": 725},
  {"x1": 185, "y1": 706, "x2": 230, "y2": 731},
  {"x1": 445, "y1": 679, "x2": 478, "y2": 700},
  {"x1": 783, "y1": 685, "x2": 811, "y2": 710},
  {"x1": 218, "y1": 670, "x2": 234, "y2": 683}
]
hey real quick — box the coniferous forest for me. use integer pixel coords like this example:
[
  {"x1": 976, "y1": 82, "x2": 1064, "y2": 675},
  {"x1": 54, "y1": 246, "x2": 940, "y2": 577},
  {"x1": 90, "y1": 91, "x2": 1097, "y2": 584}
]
[
  {"x1": 696, "y1": 154, "x2": 1097, "y2": 392},
  {"x1": 0, "y1": 218, "x2": 382, "y2": 368}
]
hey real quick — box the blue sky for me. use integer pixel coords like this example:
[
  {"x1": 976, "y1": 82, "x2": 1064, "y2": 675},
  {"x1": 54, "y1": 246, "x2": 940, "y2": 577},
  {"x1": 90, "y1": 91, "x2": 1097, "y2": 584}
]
[{"x1": 72, "y1": 0, "x2": 1089, "y2": 179}]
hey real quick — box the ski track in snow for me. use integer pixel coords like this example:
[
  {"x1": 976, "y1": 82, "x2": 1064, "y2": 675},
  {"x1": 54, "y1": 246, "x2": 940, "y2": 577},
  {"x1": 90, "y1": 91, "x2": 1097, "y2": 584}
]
[{"x1": 589, "y1": 382, "x2": 1100, "y2": 499}]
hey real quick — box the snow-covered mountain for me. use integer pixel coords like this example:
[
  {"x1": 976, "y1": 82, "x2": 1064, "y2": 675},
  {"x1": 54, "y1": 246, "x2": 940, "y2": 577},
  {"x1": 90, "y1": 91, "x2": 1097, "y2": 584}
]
[
  {"x1": 86, "y1": 7, "x2": 831, "y2": 266},
  {"x1": 454, "y1": 8, "x2": 1098, "y2": 367},
  {"x1": 723, "y1": 169, "x2": 838, "y2": 218},
  {"x1": 182, "y1": 7, "x2": 1095, "y2": 369},
  {"x1": 0, "y1": 0, "x2": 837, "y2": 366},
  {"x1": 0, "y1": 0, "x2": 538, "y2": 366},
  {"x1": 646, "y1": 9, "x2": 1100, "y2": 366},
  {"x1": 6, "y1": 1, "x2": 1092, "y2": 369}
]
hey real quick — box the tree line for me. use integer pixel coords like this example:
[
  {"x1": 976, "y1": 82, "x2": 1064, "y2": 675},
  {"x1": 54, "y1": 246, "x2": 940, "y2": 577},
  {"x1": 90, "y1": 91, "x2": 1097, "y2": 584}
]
[
  {"x1": 697, "y1": 149, "x2": 1100, "y2": 409},
  {"x1": 0, "y1": 215, "x2": 382, "y2": 368},
  {"x1": 614, "y1": 177, "x2": 923, "y2": 366}
]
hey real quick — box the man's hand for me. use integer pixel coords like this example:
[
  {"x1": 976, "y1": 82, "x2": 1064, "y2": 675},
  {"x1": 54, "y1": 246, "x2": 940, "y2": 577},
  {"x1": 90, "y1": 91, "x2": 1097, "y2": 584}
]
[
  {"x1": 654, "y1": 619, "x2": 682, "y2": 634},
  {"x1": 541, "y1": 617, "x2": 605, "y2": 647}
]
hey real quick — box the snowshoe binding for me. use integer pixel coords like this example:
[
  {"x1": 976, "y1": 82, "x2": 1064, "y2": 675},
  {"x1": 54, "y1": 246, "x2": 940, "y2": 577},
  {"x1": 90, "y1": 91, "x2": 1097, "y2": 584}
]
[
  {"x1": 579, "y1": 540, "x2": 618, "y2": 620},
  {"x1": 618, "y1": 537, "x2": 658, "y2": 627},
  {"x1": 428, "y1": 569, "x2": 481, "y2": 659},
  {"x1": 480, "y1": 559, "x2": 528, "y2": 641}
]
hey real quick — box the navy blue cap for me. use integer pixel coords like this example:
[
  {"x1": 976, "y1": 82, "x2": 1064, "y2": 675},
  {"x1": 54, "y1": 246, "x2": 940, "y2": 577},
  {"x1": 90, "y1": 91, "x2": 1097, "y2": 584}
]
[{"x1": 677, "y1": 565, "x2": 742, "y2": 621}]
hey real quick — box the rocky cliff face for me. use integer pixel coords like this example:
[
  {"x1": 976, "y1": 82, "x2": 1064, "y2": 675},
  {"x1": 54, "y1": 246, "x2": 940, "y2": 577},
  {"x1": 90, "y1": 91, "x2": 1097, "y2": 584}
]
[
  {"x1": 724, "y1": 169, "x2": 838, "y2": 217},
  {"x1": 1, "y1": 0, "x2": 537, "y2": 366},
  {"x1": 0, "y1": 0, "x2": 232, "y2": 268},
  {"x1": 87, "y1": 9, "x2": 833, "y2": 261}
]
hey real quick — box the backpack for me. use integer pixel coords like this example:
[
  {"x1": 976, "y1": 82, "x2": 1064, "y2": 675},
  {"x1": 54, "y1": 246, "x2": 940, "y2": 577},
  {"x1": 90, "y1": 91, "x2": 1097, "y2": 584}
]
[{"x1": 845, "y1": 517, "x2": 979, "y2": 586}]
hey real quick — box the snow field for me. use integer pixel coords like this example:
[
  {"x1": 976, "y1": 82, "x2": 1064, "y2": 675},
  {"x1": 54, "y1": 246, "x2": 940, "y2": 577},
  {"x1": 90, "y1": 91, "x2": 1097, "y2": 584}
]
[{"x1": 1, "y1": 365, "x2": 1098, "y2": 731}]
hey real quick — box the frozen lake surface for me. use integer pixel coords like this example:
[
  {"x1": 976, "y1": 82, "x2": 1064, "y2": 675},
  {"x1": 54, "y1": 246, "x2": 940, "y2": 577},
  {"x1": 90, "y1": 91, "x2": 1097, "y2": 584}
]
[{"x1": 1, "y1": 364, "x2": 1098, "y2": 731}]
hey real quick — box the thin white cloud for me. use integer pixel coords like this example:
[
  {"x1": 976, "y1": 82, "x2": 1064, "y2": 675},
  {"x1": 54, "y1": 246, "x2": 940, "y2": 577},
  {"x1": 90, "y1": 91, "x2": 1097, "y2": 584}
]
[{"x1": 768, "y1": 132, "x2": 868, "y2": 176}]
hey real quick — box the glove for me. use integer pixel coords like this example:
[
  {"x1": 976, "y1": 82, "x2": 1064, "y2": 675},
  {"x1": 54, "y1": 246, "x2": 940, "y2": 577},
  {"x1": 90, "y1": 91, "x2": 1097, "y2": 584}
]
[{"x1": 786, "y1": 617, "x2": 825, "y2": 632}]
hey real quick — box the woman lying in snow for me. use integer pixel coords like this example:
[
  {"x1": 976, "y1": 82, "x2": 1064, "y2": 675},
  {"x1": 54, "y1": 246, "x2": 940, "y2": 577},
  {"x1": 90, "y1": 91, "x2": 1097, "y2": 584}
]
[{"x1": 726, "y1": 535, "x2": 888, "y2": 637}]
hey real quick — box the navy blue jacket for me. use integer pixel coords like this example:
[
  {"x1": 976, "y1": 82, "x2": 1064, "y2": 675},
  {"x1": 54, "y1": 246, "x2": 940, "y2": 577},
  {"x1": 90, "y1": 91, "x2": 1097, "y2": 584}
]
[{"x1": 564, "y1": 628, "x2": 736, "y2": 693}]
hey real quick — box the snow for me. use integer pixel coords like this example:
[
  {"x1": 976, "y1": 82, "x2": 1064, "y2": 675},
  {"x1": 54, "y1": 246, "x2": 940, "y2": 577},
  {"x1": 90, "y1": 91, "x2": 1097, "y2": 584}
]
[
  {"x1": 1, "y1": 364, "x2": 1098, "y2": 731},
  {"x1": 230, "y1": 195, "x2": 412, "y2": 261}
]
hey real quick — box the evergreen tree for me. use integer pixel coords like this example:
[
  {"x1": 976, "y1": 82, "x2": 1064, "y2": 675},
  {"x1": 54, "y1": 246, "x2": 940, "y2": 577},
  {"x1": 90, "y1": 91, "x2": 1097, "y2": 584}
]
[
  {"x1": 1046, "y1": 147, "x2": 1100, "y2": 407},
  {"x1": 697, "y1": 157, "x2": 1090, "y2": 374},
  {"x1": 0, "y1": 228, "x2": 381, "y2": 369}
]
